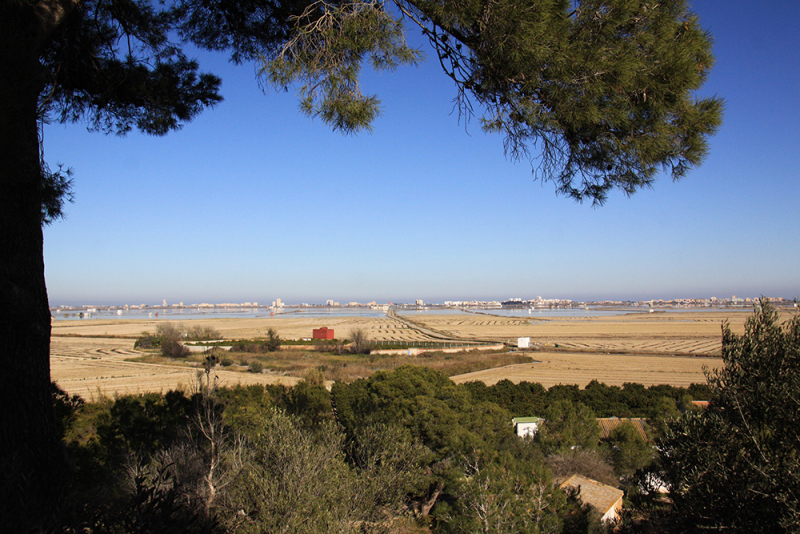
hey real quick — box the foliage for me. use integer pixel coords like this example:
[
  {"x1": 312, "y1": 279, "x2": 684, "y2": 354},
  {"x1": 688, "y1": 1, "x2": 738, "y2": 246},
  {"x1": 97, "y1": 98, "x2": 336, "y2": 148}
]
[
  {"x1": 221, "y1": 408, "x2": 423, "y2": 533},
  {"x1": 265, "y1": 327, "x2": 282, "y2": 351},
  {"x1": 661, "y1": 300, "x2": 800, "y2": 532},
  {"x1": 247, "y1": 361, "x2": 263, "y2": 373},
  {"x1": 264, "y1": 0, "x2": 421, "y2": 133},
  {"x1": 186, "y1": 325, "x2": 222, "y2": 341},
  {"x1": 332, "y1": 366, "x2": 544, "y2": 523},
  {"x1": 51, "y1": 382, "x2": 85, "y2": 440},
  {"x1": 604, "y1": 421, "x2": 653, "y2": 483},
  {"x1": 465, "y1": 378, "x2": 705, "y2": 430},
  {"x1": 438, "y1": 456, "x2": 566, "y2": 534},
  {"x1": 134, "y1": 331, "x2": 162, "y2": 350},
  {"x1": 349, "y1": 326, "x2": 374, "y2": 354},
  {"x1": 270, "y1": 0, "x2": 723, "y2": 204},
  {"x1": 537, "y1": 400, "x2": 601, "y2": 454},
  {"x1": 157, "y1": 323, "x2": 192, "y2": 358}
]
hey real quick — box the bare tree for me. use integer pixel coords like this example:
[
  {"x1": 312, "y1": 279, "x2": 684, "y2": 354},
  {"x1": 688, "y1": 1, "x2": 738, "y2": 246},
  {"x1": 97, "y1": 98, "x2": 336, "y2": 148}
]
[{"x1": 349, "y1": 328, "x2": 373, "y2": 355}]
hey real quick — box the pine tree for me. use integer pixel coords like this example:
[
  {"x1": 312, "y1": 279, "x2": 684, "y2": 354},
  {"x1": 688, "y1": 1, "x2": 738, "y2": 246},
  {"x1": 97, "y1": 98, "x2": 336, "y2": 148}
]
[{"x1": 662, "y1": 300, "x2": 800, "y2": 532}]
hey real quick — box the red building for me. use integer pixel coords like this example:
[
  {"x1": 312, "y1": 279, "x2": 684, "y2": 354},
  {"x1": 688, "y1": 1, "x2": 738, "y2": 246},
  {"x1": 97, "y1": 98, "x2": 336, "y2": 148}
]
[{"x1": 312, "y1": 327, "x2": 334, "y2": 340}]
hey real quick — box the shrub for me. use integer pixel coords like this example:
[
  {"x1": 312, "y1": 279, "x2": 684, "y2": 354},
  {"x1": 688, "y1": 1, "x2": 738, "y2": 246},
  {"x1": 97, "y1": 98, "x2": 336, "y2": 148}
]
[
  {"x1": 265, "y1": 328, "x2": 281, "y2": 352},
  {"x1": 349, "y1": 328, "x2": 373, "y2": 355},
  {"x1": 156, "y1": 323, "x2": 190, "y2": 358},
  {"x1": 248, "y1": 361, "x2": 264, "y2": 374},
  {"x1": 186, "y1": 325, "x2": 221, "y2": 341},
  {"x1": 134, "y1": 332, "x2": 160, "y2": 350}
]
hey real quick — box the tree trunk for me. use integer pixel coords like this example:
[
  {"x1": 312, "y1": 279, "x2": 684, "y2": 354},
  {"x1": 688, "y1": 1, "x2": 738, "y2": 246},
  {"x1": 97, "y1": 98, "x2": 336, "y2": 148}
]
[{"x1": 0, "y1": 4, "x2": 66, "y2": 529}]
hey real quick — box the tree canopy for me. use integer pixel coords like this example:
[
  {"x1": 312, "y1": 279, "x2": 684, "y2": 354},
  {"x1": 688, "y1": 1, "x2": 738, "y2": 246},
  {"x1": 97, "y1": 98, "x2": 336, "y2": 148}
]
[
  {"x1": 30, "y1": 0, "x2": 722, "y2": 206},
  {"x1": 269, "y1": 0, "x2": 723, "y2": 204},
  {"x1": 661, "y1": 300, "x2": 800, "y2": 532}
]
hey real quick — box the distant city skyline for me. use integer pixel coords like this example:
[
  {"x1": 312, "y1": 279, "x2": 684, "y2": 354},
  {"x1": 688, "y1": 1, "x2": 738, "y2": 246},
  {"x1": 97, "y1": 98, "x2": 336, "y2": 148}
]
[{"x1": 49, "y1": 293, "x2": 796, "y2": 309}]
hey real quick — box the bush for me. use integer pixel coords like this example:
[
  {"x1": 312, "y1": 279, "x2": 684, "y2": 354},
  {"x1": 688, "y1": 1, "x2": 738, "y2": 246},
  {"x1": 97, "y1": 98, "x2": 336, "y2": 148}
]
[
  {"x1": 185, "y1": 325, "x2": 221, "y2": 341},
  {"x1": 349, "y1": 328, "x2": 373, "y2": 355},
  {"x1": 248, "y1": 361, "x2": 264, "y2": 374},
  {"x1": 265, "y1": 328, "x2": 281, "y2": 352},
  {"x1": 134, "y1": 332, "x2": 160, "y2": 350},
  {"x1": 156, "y1": 323, "x2": 190, "y2": 358}
]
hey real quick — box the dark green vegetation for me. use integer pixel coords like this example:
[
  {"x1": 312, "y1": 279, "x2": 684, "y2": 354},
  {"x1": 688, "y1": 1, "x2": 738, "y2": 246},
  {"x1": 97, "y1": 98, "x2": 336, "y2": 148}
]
[
  {"x1": 3, "y1": 0, "x2": 722, "y2": 526},
  {"x1": 40, "y1": 366, "x2": 699, "y2": 533},
  {"x1": 659, "y1": 300, "x2": 800, "y2": 532},
  {"x1": 134, "y1": 323, "x2": 223, "y2": 358}
]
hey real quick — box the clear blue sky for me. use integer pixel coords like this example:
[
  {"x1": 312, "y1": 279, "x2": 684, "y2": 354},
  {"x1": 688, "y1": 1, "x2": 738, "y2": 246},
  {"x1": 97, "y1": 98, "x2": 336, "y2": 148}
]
[{"x1": 43, "y1": 1, "x2": 800, "y2": 306}]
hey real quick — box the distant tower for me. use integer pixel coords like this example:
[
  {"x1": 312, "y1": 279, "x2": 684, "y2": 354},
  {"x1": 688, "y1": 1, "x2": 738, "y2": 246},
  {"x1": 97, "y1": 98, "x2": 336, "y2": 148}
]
[
  {"x1": 162, "y1": 299, "x2": 167, "y2": 307},
  {"x1": 276, "y1": 298, "x2": 283, "y2": 307}
]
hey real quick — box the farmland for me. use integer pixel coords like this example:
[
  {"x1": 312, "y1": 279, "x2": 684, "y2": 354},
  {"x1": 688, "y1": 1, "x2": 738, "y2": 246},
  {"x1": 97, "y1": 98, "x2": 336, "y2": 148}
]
[{"x1": 50, "y1": 308, "x2": 792, "y2": 398}]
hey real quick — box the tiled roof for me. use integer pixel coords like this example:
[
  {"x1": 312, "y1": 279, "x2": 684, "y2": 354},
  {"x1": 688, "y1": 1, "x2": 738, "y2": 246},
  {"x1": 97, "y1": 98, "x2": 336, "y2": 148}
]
[
  {"x1": 559, "y1": 474, "x2": 624, "y2": 517},
  {"x1": 597, "y1": 417, "x2": 650, "y2": 442}
]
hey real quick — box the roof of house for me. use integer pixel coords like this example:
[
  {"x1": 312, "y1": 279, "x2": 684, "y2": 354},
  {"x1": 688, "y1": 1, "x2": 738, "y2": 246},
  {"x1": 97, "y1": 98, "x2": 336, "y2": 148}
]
[
  {"x1": 559, "y1": 474, "x2": 624, "y2": 517},
  {"x1": 691, "y1": 400, "x2": 710, "y2": 409},
  {"x1": 512, "y1": 416, "x2": 542, "y2": 424},
  {"x1": 597, "y1": 417, "x2": 650, "y2": 442}
]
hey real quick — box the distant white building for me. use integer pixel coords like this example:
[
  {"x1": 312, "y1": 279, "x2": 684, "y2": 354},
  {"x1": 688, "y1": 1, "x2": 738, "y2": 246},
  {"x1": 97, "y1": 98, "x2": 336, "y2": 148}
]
[
  {"x1": 517, "y1": 337, "x2": 530, "y2": 348},
  {"x1": 512, "y1": 416, "x2": 541, "y2": 438}
]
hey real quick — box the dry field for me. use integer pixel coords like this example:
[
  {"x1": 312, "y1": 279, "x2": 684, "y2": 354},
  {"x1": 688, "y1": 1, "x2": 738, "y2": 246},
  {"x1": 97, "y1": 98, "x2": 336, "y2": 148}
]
[
  {"x1": 51, "y1": 308, "x2": 794, "y2": 397},
  {"x1": 51, "y1": 314, "x2": 437, "y2": 342},
  {"x1": 402, "y1": 310, "x2": 764, "y2": 355},
  {"x1": 50, "y1": 336, "x2": 300, "y2": 401},
  {"x1": 450, "y1": 351, "x2": 720, "y2": 389}
]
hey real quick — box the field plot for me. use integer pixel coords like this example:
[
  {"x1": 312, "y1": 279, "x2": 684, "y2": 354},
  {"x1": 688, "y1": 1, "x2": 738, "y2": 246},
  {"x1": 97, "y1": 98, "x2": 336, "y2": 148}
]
[
  {"x1": 407, "y1": 311, "x2": 757, "y2": 355},
  {"x1": 51, "y1": 336, "x2": 299, "y2": 400},
  {"x1": 51, "y1": 315, "x2": 434, "y2": 343},
  {"x1": 451, "y1": 351, "x2": 722, "y2": 388}
]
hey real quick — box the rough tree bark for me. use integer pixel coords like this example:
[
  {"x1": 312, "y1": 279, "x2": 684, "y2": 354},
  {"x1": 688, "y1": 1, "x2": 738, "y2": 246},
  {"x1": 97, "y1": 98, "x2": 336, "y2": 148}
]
[{"x1": 0, "y1": 1, "x2": 76, "y2": 528}]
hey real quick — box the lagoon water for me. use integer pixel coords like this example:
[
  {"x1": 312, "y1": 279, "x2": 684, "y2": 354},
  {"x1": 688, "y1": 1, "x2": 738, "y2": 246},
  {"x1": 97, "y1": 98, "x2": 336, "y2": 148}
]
[{"x1": 51, "y1": 307, "x2": 388, "y2": 321}]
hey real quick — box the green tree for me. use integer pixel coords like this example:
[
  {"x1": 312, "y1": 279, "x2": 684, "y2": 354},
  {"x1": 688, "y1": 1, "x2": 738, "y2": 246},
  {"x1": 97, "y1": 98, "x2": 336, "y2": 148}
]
[
  {"x1": 1, "y1": 0, "x2": 721, "y2": 526},
  {"x1": 439, "y1": 456, "x2": 565, "y2": 534},
  {"x1": 331, "y1": 366, "x2": 515, "y2": 516},
  {"x1": 265, "y1": 327, "x2": 282, "y2": 352},
  {"x1": 270, "y1": 0, "x2": 722, "y2": 204},
  {"x1": 605, "y1": 421, "x2": 653, "y2": 483},
  {"x1": 661, "y1": 300, "x2": 800, "y2": 532},
  {"x1": 222, "y1": 408, "x2": 423, "y2": 533},
  {"x1": 537, "y1": 400, "x2": 600, "y2": 454},
  {"x1": 157, "y1": 323, "x2": 192, "y2": 358}
]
